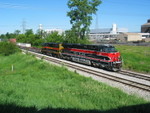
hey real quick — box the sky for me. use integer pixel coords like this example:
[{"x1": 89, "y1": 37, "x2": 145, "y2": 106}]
[{"x1": 0, "y1": 0, "x2": 150, "y2": 34}]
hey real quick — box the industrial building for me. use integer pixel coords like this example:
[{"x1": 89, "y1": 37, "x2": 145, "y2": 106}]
[
  {"x1": 89, "y1": 24, "x2": 128, "y2": 42},
  {"x1": 38, "y1": 24, "x2": 64, "y2": 35},
  {"x1": 140, "y1": 19, "x2": 150, "y2": 42},
  {"x1": 117, "y1": 33, "x2": 142, "y2": 42},
  {"x1": 141, "y1": 19, "x2": 150, "y2": 33},
  {"x1": 89, "y1": 21, "x2": 150, "y2": 42},
  {"x1": 45, "y1": 29, "x2": 64, "y2": 35}
]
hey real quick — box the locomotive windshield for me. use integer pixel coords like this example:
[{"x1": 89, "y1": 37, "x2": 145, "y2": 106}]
[{"x1": 103, "y1": 47, "x2": 117, "y2": 53}]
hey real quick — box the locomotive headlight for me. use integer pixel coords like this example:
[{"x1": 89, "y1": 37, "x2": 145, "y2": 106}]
[{"x1": 113, "y1": 61, "x2": 122, "y2": 64}]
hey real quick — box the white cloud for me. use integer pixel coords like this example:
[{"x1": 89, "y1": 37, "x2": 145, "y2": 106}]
[{"x1": 0, "y1": 2, "x2": 29, "y2": 9}]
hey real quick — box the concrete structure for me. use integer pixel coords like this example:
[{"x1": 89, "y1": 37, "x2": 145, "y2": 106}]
[
  {"x1": 89, "y1": 24, "x2": 128, "y2": 41},
  {"x1": 110, "y1": 24, "x2": 117, "y2": 34},
  {"x1": 144, "y1": 38, "x2": 150, "y2": 42},
  {"x1": 39, "y1": 24, "x2": 43, "y2": 32},
  {"x1": 138, "y1": 33, "x2": 150, "y2": 39},
  {"x1": 117, "y1": 33, "x2": 142, "y2": 42},
  {"x1": 45, "y1": 28, "x2": 64, "y2": 35},
  {"x1": 17, "y1": 43, "x2": 31, "y2": 47},
  {"x1": 141, "y1": 19, "x2": 150, "y2": 33},
  {"x1": 89, "y1": 20, "x2": 150, "y2": 42},
  {"x1": 140, "y1": 19, "x2": 150, "y2": 42}
]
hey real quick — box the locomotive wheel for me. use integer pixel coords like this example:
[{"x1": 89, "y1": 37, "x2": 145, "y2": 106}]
[{"x1": 91, "y1": 61, "x2": 96, "y2": 67}]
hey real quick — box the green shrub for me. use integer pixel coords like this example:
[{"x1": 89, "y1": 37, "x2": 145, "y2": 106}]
[{"x1": 0, "y1": 42, "x2": 20, "y2": 56}]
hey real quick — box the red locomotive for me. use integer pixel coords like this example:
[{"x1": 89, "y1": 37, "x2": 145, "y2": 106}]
[{"x1": 41, "y1": 43, "x2": 122, "y2": 71}]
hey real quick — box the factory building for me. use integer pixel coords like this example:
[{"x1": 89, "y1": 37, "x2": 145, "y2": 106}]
[
  {"x1": 89, "y1": 20, "x2": 150, "y2": 42},
  {"x1": 141, "y1": 19, "x2": 150, "y2": 33},
  {"x1": 45, "y1": 28, "x2": 64, "y2": 35},
  {"x1": 89, "y1": 24, "x2": 128, "y2": 41},
  {"x1": 117, "y1": 33, "x2": 142, "y2": 42},
  {"x1": 38, "y1": 24, "x2": 64, "y2": 35}
]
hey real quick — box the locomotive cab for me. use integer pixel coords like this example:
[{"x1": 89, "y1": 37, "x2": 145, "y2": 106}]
[{"x1": 96, "y1": 45, "x2": 122, "y2": 71}]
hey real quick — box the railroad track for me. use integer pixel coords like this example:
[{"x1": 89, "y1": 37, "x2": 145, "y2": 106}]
[
  {"x1": 22, "y1": 49, "x2": 150, "y2": 92},
  {"x1": 119, "y1": 70, "x2": 150, "y2": 81}
]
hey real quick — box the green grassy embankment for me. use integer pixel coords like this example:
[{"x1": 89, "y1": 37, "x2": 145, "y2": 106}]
[
  {"x1": 115, "y1": 45, "x2": 150, "y2": 74},
  {"x1": 0, "y1": 53, "x2": 149, "y2": 113}
]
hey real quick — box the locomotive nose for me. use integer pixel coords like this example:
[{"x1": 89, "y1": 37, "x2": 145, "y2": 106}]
[{"x1": 111, "y1": 53, "x2": 121, "y2": 61}]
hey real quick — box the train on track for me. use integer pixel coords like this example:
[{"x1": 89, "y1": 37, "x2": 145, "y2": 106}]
[{"x1": 40, "y1": 43, "x2": 122, "y2": 71}]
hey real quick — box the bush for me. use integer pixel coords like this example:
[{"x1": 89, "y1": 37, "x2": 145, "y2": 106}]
[{"x1": 0, "y1": 42, "x2": 20, "y2": 56}]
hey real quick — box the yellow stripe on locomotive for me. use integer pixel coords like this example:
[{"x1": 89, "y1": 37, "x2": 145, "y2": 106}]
[{"x1": 41, "y1": 43, "x2": 64, "y2": 56}]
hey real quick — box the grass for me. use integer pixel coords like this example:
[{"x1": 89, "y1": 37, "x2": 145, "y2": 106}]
[
  {"x1": 115, "y1": 45, "x2": 150, "y2": 73},
  {"x1": 0, "y1": 53, "x2": 149, "y2": 113}
]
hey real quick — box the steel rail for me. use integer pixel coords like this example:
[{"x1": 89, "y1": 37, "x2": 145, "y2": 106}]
[{"x1": 119, "y1": 70, "x2": 150, "y2": 81}]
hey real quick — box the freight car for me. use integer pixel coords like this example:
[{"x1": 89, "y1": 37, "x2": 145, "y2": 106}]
[{"x1": 41, "y1": 43, "x2": 122, "y2": 71}]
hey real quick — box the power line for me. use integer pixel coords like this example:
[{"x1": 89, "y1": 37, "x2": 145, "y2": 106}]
[
  {"x1": 100, "y1": 12, "x2": 150, "y2": 17},
  {"x1": 21, "y1": 19, "x2": 26, "y2": 34},
  {"x1": 104, "y1": 1, "x2": 150, "y2": 7}
]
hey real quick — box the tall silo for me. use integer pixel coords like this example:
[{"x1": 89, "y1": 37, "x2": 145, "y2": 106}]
[{"x1": 111, "y1": 24, "x2": 117, "y2": 34}]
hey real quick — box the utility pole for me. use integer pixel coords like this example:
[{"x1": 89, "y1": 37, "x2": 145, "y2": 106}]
[
  {"x1": 95, "y1": 13, "x2": 99, "y2": 29},
  {"x1": 22, "y1": 19, "x2": 26, "y2": 34},
  {"x1": 95, "y1": 13, "x2": 99, "y2": 42}
]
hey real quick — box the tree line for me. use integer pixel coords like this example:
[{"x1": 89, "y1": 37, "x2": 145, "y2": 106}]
[{"x1": 0, "y1": 29, "x2": 91, "y2": 47}]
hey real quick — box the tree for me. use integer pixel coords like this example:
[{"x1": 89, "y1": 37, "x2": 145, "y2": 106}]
[
  {"x1": 64, "y1": 30, "x2": 78, "y2": 43},
  {"x1": 45, "y1": 32, "x2": 64, "y2": 43},
  {"x1": 67, "y1": 0, "x2": 101, "y2": 39},
  {"x1": 5, "y1": 32, "x2": 15, "y2": 39},
  {"x1": 36, "y1": 29, "x2": 46, "y2": 39},
  {"x1": 14, "y1": 30, "x2": 21, "y2": 35},
  {"x1": 16, "y1": 34, "x2": 26, "y2": 43},
  {"x1": 25, "y1": 29, "x2": 34, "y2": 36},
  {"x1": 0, "y1": 34, "x2": 7, "y2": 39},
  {"x1": 63, "y1": 30, "x2": 91, "y2": 44}
]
